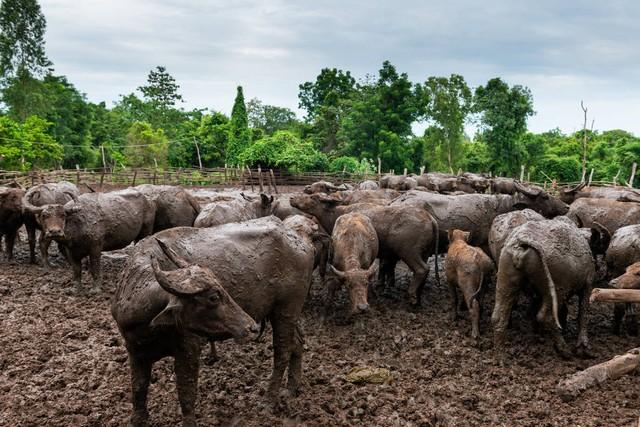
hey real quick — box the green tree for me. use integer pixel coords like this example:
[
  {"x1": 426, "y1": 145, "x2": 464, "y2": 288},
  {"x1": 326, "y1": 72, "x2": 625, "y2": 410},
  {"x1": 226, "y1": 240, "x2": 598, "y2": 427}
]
[
  {"x1": 226, "y1": 86, "x2": 250, "y2": 165},
  {"x1": 247, "y1": 97, "x2": 297, "y2": 135},
  {"x1": 298, "y1": 68, "x2": 355, "y2": 119},
  {"x1": 0, "y1": 115, "x2": 62, "y2": 170},
  {"x1": 474, "y1": 77, "x2": 534, "y2": 176},
  {"x1": 0, "y1": 0, "x2": 52, "y2": 121},
  {"x1": 137, "y1": 66, "x2": 185, "y2": 133},
  {"x1": 419, "y1": 74, "x2": 472, "y2": 172},
  {"x1": 123, "y1": 121, "x2": 169, "y2": 168}
]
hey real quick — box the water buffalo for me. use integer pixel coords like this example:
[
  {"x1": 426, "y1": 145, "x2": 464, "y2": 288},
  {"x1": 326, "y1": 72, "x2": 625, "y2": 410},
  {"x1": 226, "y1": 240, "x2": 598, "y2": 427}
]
[
  {"x1": 560, "y1": 183, "x2": 640, "y2": 204},
  {"x1": 194, "y1": 193, "x2": 273, "y2": 228},
  {"x1": 327, "y1": 213, "x2": 378, "y2": 314},
  {"x1": 567, "y1": 198, "x2": 640, "y2": 234},
  {"x1": 283, "y1": 214, "x2": 331, "y2": 287},
  {"x1": 445, "y1": 229, "x2": 494, "y2": 344},
  {"x1": 488, "y1": 209, "x2": 544, "y2": 262},
  {"x1": 380, "y1": 175, "x2": 418, "y2": 191},
  {"x1": 0, "y1": 187, "x2": 35, "y2": 261},
  {"x1": 415, "y1": 172, "x2": 458, "y2": 193},
  {"x1": 609, "y1": 262, "x2": 640, "y2": 335},
  {"x1": 270, "y1": 196, "x2": 308, "y2": 220},
  {"x1": 43, "y1": 189, "x2": 156, "y2": 287},
  {"x1": 460, "y1": 172, "x2": 490, "y2": 193},
  {"x1": 358, "y1": 180, "x2": 379, "y2": 190},
  {"x1": 492, "y1": 218, "x2": 595, "y2": 358},
  {"x1": 113, "y1": 217, "x2": 315, "y2": 425},
  {"x1": 392, "y1": 183, "x2": 568, "y2": 250},
  {"x1": 605, "y1": 225, "x2": 640, "y2": 278},
  {"x1": 337, "y1": 189, "x2": 400, "y2": 205},
  {"x1": 304, "y1": 180, "x2": 346, "y2": 194},
  {"x1": 112, "y1": 237, "x2": 259, "y2": 426},
  {"x1": 290, "y1": 193, "x2": 439, "y2": 305},
  {"x1": 134, "y1": 184, "x2": 201, "y2": 232},
  {"x1": 490, "y1": 177, "x2": 517, "y2": 194},
  {"x1": 21, "y1": 181, "x2": 80, "y2": 267}
]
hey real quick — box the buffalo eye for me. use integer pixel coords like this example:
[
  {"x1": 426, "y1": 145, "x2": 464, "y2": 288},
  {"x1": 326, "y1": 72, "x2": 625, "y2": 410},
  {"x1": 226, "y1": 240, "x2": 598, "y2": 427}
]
[{"x1": 208, "y1": 290, "x2": 222, "y2": 304}]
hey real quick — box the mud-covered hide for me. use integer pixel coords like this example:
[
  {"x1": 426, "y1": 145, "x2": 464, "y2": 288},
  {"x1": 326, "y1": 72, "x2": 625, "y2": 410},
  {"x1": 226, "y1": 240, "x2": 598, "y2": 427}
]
[
  {"x1": 271, "y1": 195, "x2": 308, "y2": 220},
  {"x1": 283, "y1": 214, "x2": 330, "y2": 282},
  {"x1": 134, "y1": 184, "x2": 201, "y2": 232},
  {"x1": 492, "y1": 218, "x2": 595, "y2": 356},
  {"x1": 358, "y1": 180, "x2": 379, "y2": 190},
  {"x1": 560, "y1": 184, "x2": 640, "y2": 204},
  {"x1": 187, "y1": 189, "x2": 246, "y2": 207},
  {"x1": 23, "y1": 181, "x2": 79, "y2": 207},
  {"x1": 488, "y1": 209, "x2": 544, "y2": 262},
  {"x1": 392, "y1": 189, "x2": 568, "y2": 249},
  {"x1": 379, "y1": 175, "x2": 418, "y2": 191},
  {"x1": 490, "y1": 177, "x2": 516, "y2": 194},
  {"x1": 304, "y1": 180, "x2": 346, "y2": 194},
  {"x1": 460, "y1": 172, "x2": 490, "y2": 193},
  {"x1": 0, "y1": 187, "x2": 29, "y2": 260},
  {"x1": 194, "y1": 194, "x2": 273, "y2": 228},
  {"x1": 605, "y1": 225, "x2": 640, "y2": 277},
  {"x1": 567, "y1": 198, "x2": 640, "y2": 234},
  {"x1": 415, "y1": 173, "x2": 458, "y2": 193},
  {"x1": 337, "y1": 189, "x2": 400, "y2": 205}
]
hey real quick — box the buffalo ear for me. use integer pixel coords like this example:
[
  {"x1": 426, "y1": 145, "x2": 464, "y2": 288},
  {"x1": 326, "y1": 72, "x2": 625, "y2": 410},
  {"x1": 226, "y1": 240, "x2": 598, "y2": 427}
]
[
  {"x1": 151, "y1": 257, "x2": 205, "y2": 296},
  {"x1": 150, "y1": 298, "x2": 183, "y2": 328},
  {"x1": 512, "y1": 202, "x2": 528, "y2": 210},
  {"x1": 260, "y1": 193, "x2": 273, "y2": 207}
]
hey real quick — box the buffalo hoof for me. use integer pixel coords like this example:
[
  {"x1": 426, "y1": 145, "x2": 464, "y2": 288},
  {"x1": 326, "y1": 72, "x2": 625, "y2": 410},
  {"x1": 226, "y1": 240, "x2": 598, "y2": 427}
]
[
  {"x1": 470, "y1": 336, "x2": 480, "y2": 348},
  {"x1": 182, "y1": 415, "x2": 197, "y2": 427},
  {"x1": 554, "y1": 345, "x2": 573, "y2": 360},
  {"x1": 574, "y1": 344, "x2": 596, "y2": 359},
  {"x1": 86, "y1": 286, "x2": 102, "y2": 296},
  {"x1": 129, "y1": 411, "x2": 149, "y2": 427}
]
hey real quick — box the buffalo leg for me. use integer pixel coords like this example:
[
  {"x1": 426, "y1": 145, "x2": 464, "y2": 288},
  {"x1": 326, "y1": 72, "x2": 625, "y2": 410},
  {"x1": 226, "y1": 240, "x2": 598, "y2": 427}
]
[
  {"x1": 287, "y1": 323, "x2": 304, "y2": 396},
  {"x1": 268, "y1": 315, "x2": 294, "y2": 400},
  {"x1": 324, "y1": 277, "x2": 340, "y2": 314},
  {"x1": 575, "y1": 288, "x2": 592, "y2": 357},
  {"x1": 88, "y1": 248, "x2": 102, "y2": 288},
  {"x1": 129, "y1": 356, "x2": 152, "y2": 427},
  {"x1": 205, "y1": 340, "x2": 218, "y2": 365},
  {"x1": 406, "y1": 257, "x2": 429, "y2": 306},
  {"x1": 39, "y1": 234, "x2": 52, "y2": 269},
  {"x1": 70, "y1": 256, "x2": 82, "y2": 285},
  {"x1": 4, "y1": 231, "x2": 16, "y2": 260},
  {"x1": 174, "y1": 340, "x2": 201, "y2": 427},
  {"x1": 492, "y1": 273, "x2": 520, "y2": 353},
  {"x1": 448, "y1": 282, "x2": 459, "y2": 322},
  {"x1": 26, "y1": 224, "x2": 37, "y2": 264},
  {"x1": 613, "y1": 303, "x2": 625, "y2": 335}
]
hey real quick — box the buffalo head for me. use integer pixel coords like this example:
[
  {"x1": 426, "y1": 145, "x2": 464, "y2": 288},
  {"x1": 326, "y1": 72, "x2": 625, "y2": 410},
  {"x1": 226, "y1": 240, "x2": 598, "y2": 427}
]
[
  {"x1": 329, "y1": 263, "x2": 377, "y2": 314},
  {"x1": 512, "y1": 182, "x2": 569, "y2": 218},
  {"x1": 150, "y1": 238, "x2": 259, "y2": 341},
  {"x1": 22, "y1": 191, "x2": 80, "y2": 240}
]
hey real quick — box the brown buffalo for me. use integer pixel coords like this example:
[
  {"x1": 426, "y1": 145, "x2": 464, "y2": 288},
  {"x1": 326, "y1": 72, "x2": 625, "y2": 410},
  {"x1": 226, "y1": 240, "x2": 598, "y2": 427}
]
[
  {"x1": 0, "y1": 187, "x2": 35, "y2": 261},
  {"x1": 327, "y1": 213, "x2": 378, "y2": 314},
  {"x1": 134, "y1": 184, "x2": 201, "y2": 232},
  {"x1": 567, "y1": 198, "x2": 640, "y2": 234},
  {"x1": 304, "y1": 180, "x2": 346, "y2": 194},
  {"x1": 605, "y1": 225, "x2": 640, "y2": 278},
  {"x1": 445, "y1": 229, "x2": 494, "y2": 344},
  {"x1": 194, "y1": 193, "x2": 273, "y2": 228},
  {"x1": 560, "y1": 183, "x2": 640, "y2": 204},
  {"x1": 283, "y1": 214, "x2": 331, "y2": 287},
  {"x1": 609, "y1": 262, "x2": 640, "y2": 336}
]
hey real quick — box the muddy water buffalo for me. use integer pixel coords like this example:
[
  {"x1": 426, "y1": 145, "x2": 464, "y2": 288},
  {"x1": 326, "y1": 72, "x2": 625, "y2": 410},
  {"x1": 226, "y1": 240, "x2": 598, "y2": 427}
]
[
  {"x1": 113, "y1": 217, "x2": 314, "y2": 425},
  {"x1": 337, "y1": 189, "x2": 400, "y2": 205},
  {"x1": 567, "y1": 198, "x2": 640, "y2": 234},
  {"x1": 327, "y1": 213, "x2": 378, "y2": 314},
  {"x1": 270, "y1": 196, "x2": 308, "y2": 220},
  {"x1": 283, "y1": 215, "x2": 331, "y2": 287},
  {"x1": 415, "y1": 173, "x2": 458, "y2": 193},
  {"x1": 134, "y1": 184, "x2": 201, "y2": 232},
  {"x1": 380, "y1": 175, "x2": 417, "y2": 191},
  {"x1": 605, "y1": 225, "x2": 640, "y2": 278},
  {"x1": 21, "y1": 181, "x2": 80, "y2": 267},
  {"x1": 44, "y1": 189, "x2": 156, "y2": 287},
  {"x1": 608, "y1": 262, "x2": 640, "y2": 335},
  {"x1": 290, "y1": 194, "x2": 439, "y2": 305},
  {"x1": 445, "y1": 229, "x2": 494, "y2": 344},
  {"x1": 392, "y1": 184, "x2": 568, "y2": 250},
  {"x1": 560, "y1": 183, "x2": 640, "y2": 204},
  {"x1": 194, "y1": 193, "x2": 273, "y2": 228},
  {"x1": 112, "y1": 238, "x2": 258, "y2": 427},
  {"x1": 358, "y1": 180, "x2": 379, "y2": 190},
  {"x1": 492, "y1": 218, "x2": 595, "y2": 358},
  {"x1": 460, "y1": 173, "x2": 490, "y2": 193},
  {"x1": 304, "y1": 180, "x2": 346, "y2": 194},
  {"x1": 488, "y1": 209, "x2": 544, "y2": 262},
  {"x1": 0, "y1": 187, "x2": 35, "y2": 261},
  {"x1": 490, "y1": 177, "x2": 517, "y2": 194}
]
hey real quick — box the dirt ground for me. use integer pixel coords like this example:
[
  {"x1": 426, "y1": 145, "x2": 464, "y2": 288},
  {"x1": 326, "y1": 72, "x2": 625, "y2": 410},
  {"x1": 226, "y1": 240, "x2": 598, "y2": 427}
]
[{"x1": 1, "y1": 227, "x2": 639, "y2": 426}]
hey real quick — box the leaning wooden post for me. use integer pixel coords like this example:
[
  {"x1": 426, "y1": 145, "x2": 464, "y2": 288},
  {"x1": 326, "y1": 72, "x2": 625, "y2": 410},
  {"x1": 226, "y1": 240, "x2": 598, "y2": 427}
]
[
  {"x1": 613, "y1": 169, "x2": 621, "y2": 186},
  {"x1": 629, "y1": 162, "x2": 637, "y2": 188},
  {"x1": 270, "y1": 169, "x2": 278, "y2": 194},
  {"x1": 131, "y1": 170, "x2": 138, "y2": 187},
  {"x1": 258, "y1": 165, "x2": 264, "y2": 193},
  {"x1": 403, "y1": 168, "x2": 407, "y2": 177},
  {"x1": 588, "y1": 168, "x2": 594, "y2": 185},
  {"x1": 377, "y1": 157, "x2": 381, "y2": 185},
  {"x1": 224, "y1": 163, "x2": 228, "y2": 185},
  {"x1": 75, "y1": 164, "x2": 81, "y2": 184},
  {"x1": 520, "y1": 165, "x2": 525, "y2": 182}
]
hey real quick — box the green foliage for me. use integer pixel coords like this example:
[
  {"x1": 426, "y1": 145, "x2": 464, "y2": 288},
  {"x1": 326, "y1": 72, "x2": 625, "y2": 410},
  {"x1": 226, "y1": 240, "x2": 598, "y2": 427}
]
[
  {"x1": 247, "y1": 98, "x2": 297, "y2": 135},
  {"x1": 0, "y1": 115, "x2": 62, "y2": 170},
  {"x1": 535, "y1": 154, "x2": 581, "y2": 182},
  {"x1": 239, "y1": 130, "x2": 327, "y2": 172},
  {"x1": 474, "y1": 78, "x2": 535, "y2": 176},
  {"x1": 328, "y1": 156, "x2": 359, "y2": 172},
  {"x1": 137, "y1": 66, "x2": 185, "y2": 132},
  {"x1": 123, "y1": 122, "x2": 169, "y2": 168},
  {"x1": 226, "y1": 86, "x2": 250, "y2": 165},
  {"x1": 298, "y1": 68, "x2": 356, "y2": 120}
]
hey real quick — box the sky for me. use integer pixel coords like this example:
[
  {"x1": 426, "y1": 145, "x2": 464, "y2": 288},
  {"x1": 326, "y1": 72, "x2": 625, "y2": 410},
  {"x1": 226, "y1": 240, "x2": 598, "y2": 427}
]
[{"x1": 40, "y1": 0, "x2": 640, "y2": 136}]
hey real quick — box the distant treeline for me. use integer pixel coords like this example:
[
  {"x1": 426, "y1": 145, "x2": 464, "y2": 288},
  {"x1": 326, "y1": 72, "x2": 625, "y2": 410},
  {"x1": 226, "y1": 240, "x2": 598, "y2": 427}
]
[{"x1": 0, "y1": 0, "x2": 638, "y2": 186}]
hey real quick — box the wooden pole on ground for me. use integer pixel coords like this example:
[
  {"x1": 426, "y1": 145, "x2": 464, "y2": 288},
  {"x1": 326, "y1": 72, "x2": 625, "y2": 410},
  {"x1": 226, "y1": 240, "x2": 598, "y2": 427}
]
[
  {"x1": 590, "y1": 288, "x2": 640, "y2": 304},
  {"x1": 557, "y1": 347, "x2": 640, "y2": 401}
]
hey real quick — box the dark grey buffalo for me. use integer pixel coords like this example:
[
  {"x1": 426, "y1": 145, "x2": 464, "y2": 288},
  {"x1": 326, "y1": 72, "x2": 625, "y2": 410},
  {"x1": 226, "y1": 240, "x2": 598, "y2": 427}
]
[
  {"x1": 0, "y1": 187, "x2": 35, "y2": 261},
  {"x1": 194, "y1": 193, "x2": 273, "y2": 228},
  {"x1": 41, "y1": 189, "x2": 156, "y2": 287},
  {"x1": 327, "y1": 212, "x2": 378, "y2": 314},
  {"x1": 134, "y1": 184, "x2": 201, "y2": 232},
  {"x1": 303, "y1": 180, "x2": 346, "y2": 194},
  {"x1": 358, "y1": 180, "x2": 379, "y2": 190},
  {"x1": 415, "y1": 172, "x2": 458, "y2": 193},
  {"x1": 492, "y1": 218, "x2": 595, "y2": 358},
  {"x1": 605, "y1": 225, "x2": 640, "y2": 278},
  {"x1": 22, "y1": 181, "x2": 79, "y2": 267},
  {"x1": 567, "y1": 198, "x2": 640, "y2": 234},
  {"x1": 490, "y1": 177, "x2": 517, "y2": 194},
  {"x1": 337, "y1": 189, "x2": 401, "y2": 205},
  {"x1": 488, "y1": 209, "x2": 544, "y2": 262},
  {"x1": 392, "y1": 184, "x2": 568, "y2": 250},
  {"x1": 282, "y1": 214, "x2": 331, "y2": 287},
  {"x1": 290, "y1": 193, "x2": 439, "y2": 305},
  {"x1": 112, "y1": 216, "x2": 314, "y2": 425},
  {"x1": 380, "y1": 175, "x2": 418, "y2": 191},
  {"x1": 560, "y1": 183, "x2": 640, "y2": 204}
]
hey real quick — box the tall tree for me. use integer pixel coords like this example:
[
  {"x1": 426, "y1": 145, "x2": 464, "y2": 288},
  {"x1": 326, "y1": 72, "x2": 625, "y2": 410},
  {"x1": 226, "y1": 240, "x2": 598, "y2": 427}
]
[
  {"x1": 247, "y1": 97, "x2": 297, "y2": 135},
  {"x1": 0, "y1": 0, "x2": 52, "y2": 120},
  {"x1": 137, "y1": 65, "x2": 184, "y2": 132},
  {"x1": 226, "y1": 86, "x2": 250, "y2": 165},
  {"x1": 474, "y1": 78, "x2": 534, "y2": 176},
  {"x1": 419, "y1": 74, "x2": 472, "y2": 172},
  {"x1": 298, "y1": 68, "x2": 355, "y2": 120}
]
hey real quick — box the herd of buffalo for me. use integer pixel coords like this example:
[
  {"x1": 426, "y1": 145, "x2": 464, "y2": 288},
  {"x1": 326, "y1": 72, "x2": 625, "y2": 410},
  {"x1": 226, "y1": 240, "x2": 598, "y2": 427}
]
[{"x1": 2, "y1": 170, "x2": 640, "y2": 426}]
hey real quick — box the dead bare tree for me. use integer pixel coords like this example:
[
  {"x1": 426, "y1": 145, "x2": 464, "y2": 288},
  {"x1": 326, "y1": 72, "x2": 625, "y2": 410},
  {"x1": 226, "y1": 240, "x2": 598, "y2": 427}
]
[{"x1": 580, "y1": 101, "x2": 595, "y2": 183}]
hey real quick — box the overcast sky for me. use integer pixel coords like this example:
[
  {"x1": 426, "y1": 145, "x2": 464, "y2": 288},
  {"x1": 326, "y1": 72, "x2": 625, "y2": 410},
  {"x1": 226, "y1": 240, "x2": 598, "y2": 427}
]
[{"x1": 41, "y1": 0, "x2": 640, "y2": 135}]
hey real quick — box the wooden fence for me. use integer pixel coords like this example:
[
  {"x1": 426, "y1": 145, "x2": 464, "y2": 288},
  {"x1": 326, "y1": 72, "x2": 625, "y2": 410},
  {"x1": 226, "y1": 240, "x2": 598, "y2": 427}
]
[{"x1": 0, "y1": 167, "x2": 372, "y2": 190}]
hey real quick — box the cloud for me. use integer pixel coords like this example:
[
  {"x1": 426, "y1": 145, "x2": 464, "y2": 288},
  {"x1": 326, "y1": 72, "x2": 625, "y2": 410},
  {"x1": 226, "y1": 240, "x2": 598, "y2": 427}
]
[{"x1": 39, "y1": 0, "x2": 640, "y2": 134}]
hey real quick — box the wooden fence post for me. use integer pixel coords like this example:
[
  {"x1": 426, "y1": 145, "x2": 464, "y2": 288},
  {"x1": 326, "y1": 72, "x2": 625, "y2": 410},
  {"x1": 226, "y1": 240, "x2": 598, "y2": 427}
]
[
  {"x1": 258, "y1": 165, "x2": 264, "y2": 193},
  {"x1": 377, "y1": 157, "x2": 381, "y2": 185},
  {"x1": 613, "y1": 169, "x2": 621, "y2": 186},
  {"x1": 247, "y1": 167, "x2": 255, "y2": 193},
  {"x1": 629, "y1": 163, "x2": 637, "y2": 188},
  {"x1": 76, "y1": 164, "x2": 80, "y2": 184},
  {"x1": 403, "y1": 168, "x2": 407, "y2": 177},
  {"x1": 132, "y1": 170, "x2": 137, "y2": 187},
  {"x1": 270, "y1": 169, "x2": 278, "y2": 194},
  {"x1": 588, "y1": 168, "x2": 594, "y2": 185},
  {"x1": 266, "y1": 170, "x2": 273, "y2": 194},
  {"x1": 520, "y1": 165, "x2": 525, "y2": 181}
]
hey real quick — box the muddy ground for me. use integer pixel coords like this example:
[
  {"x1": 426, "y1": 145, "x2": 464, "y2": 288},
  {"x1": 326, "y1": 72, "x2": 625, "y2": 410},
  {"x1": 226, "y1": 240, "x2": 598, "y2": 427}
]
[{"x1": 1, "y1": 227, "x2": 639, "y2": 426}]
